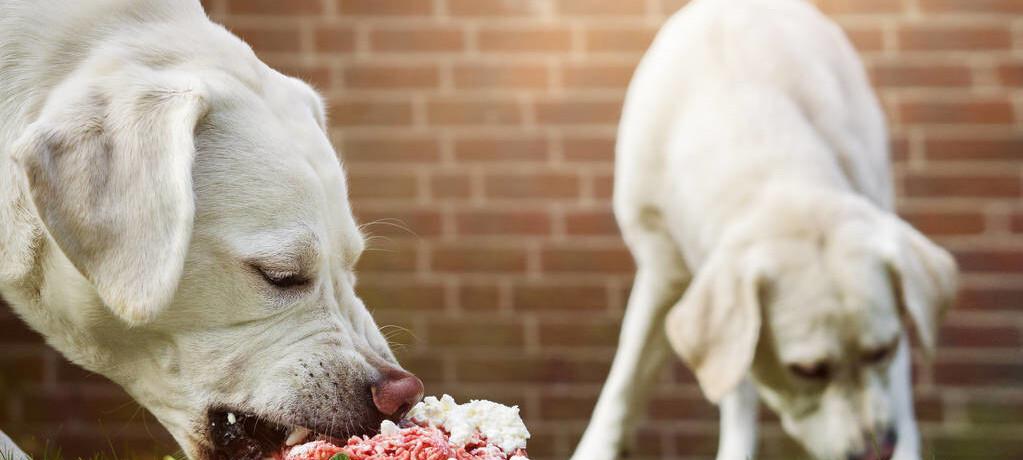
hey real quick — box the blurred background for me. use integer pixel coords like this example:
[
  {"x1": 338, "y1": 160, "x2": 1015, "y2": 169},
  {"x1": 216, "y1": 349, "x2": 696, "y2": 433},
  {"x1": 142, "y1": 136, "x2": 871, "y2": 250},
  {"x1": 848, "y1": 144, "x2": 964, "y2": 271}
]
[{"x1": 2, "y1": 0, "x2": 1022, "y2": 458}]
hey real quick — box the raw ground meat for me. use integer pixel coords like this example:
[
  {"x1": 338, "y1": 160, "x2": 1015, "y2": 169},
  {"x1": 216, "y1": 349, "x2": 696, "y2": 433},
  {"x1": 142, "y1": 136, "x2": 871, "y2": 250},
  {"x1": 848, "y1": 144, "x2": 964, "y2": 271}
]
[{"x1": 284, "y1": 424, "x2": 529, "y2": 460}]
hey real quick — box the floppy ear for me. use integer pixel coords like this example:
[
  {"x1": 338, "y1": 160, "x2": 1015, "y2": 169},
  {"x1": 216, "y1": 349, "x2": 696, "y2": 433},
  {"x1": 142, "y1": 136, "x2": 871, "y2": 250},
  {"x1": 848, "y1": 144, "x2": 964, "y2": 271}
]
[
  {"x1": 12, "y1": 69, "x2": 208, "y2": 325},
  {"x1": 881, "y1": 218, "x2": 958, "y2": 356},
  {"x1": 665, "y1": 246, "x2": 764, "y2": 403}
]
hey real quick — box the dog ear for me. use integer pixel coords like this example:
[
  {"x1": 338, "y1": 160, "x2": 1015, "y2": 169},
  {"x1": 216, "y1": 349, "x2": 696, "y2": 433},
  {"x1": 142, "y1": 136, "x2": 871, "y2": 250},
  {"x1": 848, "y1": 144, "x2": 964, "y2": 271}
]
[
  {"x1": 13, "y1": 69, "x2": 208, "y2": 326},
  {"x1": 880, "y1": 218, "x2": 958, "y2": 356},
  {"x1": 665, "y1": 245, "x2": 764, "y2": 403}
]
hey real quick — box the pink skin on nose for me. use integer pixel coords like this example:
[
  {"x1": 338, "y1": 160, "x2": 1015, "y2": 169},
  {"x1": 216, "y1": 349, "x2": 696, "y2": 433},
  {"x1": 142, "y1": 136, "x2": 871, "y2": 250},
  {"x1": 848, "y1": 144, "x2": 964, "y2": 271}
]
[{"x1": 371, "y1": 369, "x2": 425, "y2": 417}]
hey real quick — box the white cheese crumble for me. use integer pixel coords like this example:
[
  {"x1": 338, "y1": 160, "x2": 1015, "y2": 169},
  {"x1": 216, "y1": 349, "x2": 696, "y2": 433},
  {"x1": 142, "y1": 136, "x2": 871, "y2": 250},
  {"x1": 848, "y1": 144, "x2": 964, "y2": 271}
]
[{"x1": 407, "y1": 394, "x2": 530, "y2": 453}]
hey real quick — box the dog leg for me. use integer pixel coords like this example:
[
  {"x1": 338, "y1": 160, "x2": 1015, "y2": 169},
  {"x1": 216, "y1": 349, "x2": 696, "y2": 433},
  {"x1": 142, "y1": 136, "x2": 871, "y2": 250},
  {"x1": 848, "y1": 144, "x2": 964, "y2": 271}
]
[
  {"x1": 715, "y1": 378, "x2": 759, "y2": 460},
  {"x1": 570, "y1": 262, "x2": 687, "y2": 460},
  {"x1": 890, "y1": 338, "x2": 921, "y2": 460}
]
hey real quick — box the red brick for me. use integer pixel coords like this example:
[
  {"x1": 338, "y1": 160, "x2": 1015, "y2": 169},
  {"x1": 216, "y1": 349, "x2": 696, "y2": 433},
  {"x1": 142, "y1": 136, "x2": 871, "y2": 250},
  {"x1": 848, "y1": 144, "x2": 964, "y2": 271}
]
[
  {"x1": 342, "y1": 137, "x2": 442, "y2": 164},
  {"x1": 456, "y1": 355, "x2": 610, "y2": 383},
  {"x1": 955, "y1": 249, "x2": 1023, "y2": 274},
  {"x1": 963, "y1": 397, "x2": 1023, "y2": 424},
  {"x1": 870, "y1": 62, "x2": 973, "y2": 88},
  {"x1": 0, "y1": 352, "x2": 47, "y2": 384},
  {"x1": 348, "y1": 172, "x2": 419, "y2": 200},
  {"x1": 314, "y1": 24, "x2": 356, "y2": 53},
  {"x1": 345, "y1": 63, "x2": 440, "y2": 90},
  {"x1": 21, "y1": 388, "x2": 139, "y2": 424},
  {"x1": 898, "y1": 99, "x2": 1015, "y2": 125},
  {"x1": 452, "y1": 63, "x2": 550, "y2": 90},
  {"x1": 357, "y1": 281, "x2": 445, "y2": 311},
  {"x1": 478, "y1": 27, "x2": 573, "y2": 53},
  {"x1": 539, "y1": 320, "x2": 619, "y2": 347},
  {"x1": 920, "y1": 0, "x2": 1023, "y2": 13},
  {"x1": 647, "y1": 394, "x2": 718, "y2": 421},
  {"x1": 0, "y1": 315, "x2": 44, "y2": 344},
  {"x1": 539, "y1": 394, "x2": 598, "y2": 420},
  {"x1": 54, "y1": 358, "x2": 105, "y2": 384},
  {"x1": 229, "y1": 25, "x2": 302, "y2": 53},
  {"x1": 337, "y1": 0, "x2": 433, "y2": 16},
  {"x1": 935, "y1": 360, "x2": 1023, "y2": 386},
  {"x1": 355, "y1": 209, "x2": 443, "y2": 237},
  {"x1": 432, "y1": 246, "x2": 528, "y2": 272},
  {"x1": 427, "y1": 318, "x2": 525, "y2": 347},
  {"x1": 940, "y1": 324, "x2": 1020, "y2": 348},
  {"x1": 430, "y1": 172, "x2": 472, "y2": 199},
  {"x1": 898, "y1": 24, "x2": 1012, "y2": 51},
  {"x1": 535, "y1": 99, "x2": 623, "y2": 125},
  {"x1": 592, "y1": 173, "x2": 614, "y2": 199},
  {"x1": 564, "y1": 210, "x2": 618, "y2": 236},
  {"x1": 843, "y1": 25, "x2": 886, "y2": 52},
  {"x1": 459, "y1": 284, "x2": 502, "y2": 311},
  {"x1": 818, "y1": 0, "x2": 904, "y2": 14},
  {"x1": 1013, "y1": 212, "x2": 1023, "y2": 233},
  {"x1": 904, "y1": 172, "x2": 1020, "y2": 198},
  {"x1": 225, "y1": 0, "x2": 322, "y2": 15},
  {"x1": 673, "y1": 433, "x2": 720, "y2": 457},
  {"x1": 453, "y1": 137, "x2": 549, "y2": 162},
  {"x1": 447, "y1": 0, "x2": 540, "y2": 16},
  {"x1": 959, "y1": 287, "x2": 1023, "y2": 310},
  {"x1": 356, "y1": 244, "x2": 419, "y2": 272},
  {"x1": 891, "y1": 136, "x2": 910, "y2": 163},
  {"x1": 998, "y1": 63, "x2": 1023, "y2": 86},
  {"x1": 370, "y1": 26, "x2": 465, "y2": 52},
  {"x1": 900, "y1": 210, "x2": 986, "y2": 235},
  {"x1": 484, "y1": 172, "x2": 580, "y2": 199},
  {"x1": 427, "y1": 98, "x2": 522, "y2": 125},
  {"x1": 514, "y1": 283, "x2": 609, "y2": 310},
  {"x1": 924, "y1": 137, "x2": 1023, "y2": 161},
  {"x1": 556, "y1": 0, "x2": 647, "y2": 16},
  {"x1": 455, "y1": 210, "x2": 552, "y2": 235},
  {"x1": 398, "y1": 354, "x2": 446, "y2": 382},
  {"x1": 584, "y1": 26, "x2": 658, "y2": 53},
  {"x1": 274, "y1": 63, "x2": 333, "y2": 89},
  {"x1": 562, "y1": 135, "x2": 615, "y2": 162},
  {"x1": 327, "y1": 98, "x2": 414, "y2": 127},
  {"x1": 562, "y1": 62, "x2": 637, "y2": 89},
  {"x1": 541, "y1": 247, "x2": 634, "y2": 273}
]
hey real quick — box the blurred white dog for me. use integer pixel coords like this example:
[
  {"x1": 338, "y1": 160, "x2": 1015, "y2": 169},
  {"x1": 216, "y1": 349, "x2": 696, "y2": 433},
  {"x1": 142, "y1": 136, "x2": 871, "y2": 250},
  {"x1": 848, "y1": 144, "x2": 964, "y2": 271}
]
[
  {"x1": 0, "y1": 1, "x2": 424, "y2": 458},
  {"x1": 571, "y1": 1, "x2": 957, "y2": 459}
]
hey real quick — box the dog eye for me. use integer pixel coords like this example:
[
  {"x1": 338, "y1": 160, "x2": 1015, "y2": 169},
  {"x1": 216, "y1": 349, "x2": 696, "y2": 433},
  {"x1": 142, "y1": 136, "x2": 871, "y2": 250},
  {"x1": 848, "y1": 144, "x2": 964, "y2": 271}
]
[
  {"x1": 257, "y1": 268, "x2": 310, "y2": 289},
  {"x1": 789, "y1": 362, "x2": 831, "y2": 381},
  {"x1": 863, "y1": 345, "x2": 894, "y2": 364}
]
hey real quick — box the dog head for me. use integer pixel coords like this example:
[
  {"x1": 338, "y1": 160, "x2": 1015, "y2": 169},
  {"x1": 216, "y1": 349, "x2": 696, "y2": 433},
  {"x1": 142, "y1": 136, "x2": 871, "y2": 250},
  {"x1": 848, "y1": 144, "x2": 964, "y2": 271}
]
[
  {"x1": 10, "y1": 17, "x2": 421, "y2": 460},
  {"x1": 666, "y1": 192, "x2": 957, "y2": 459}
]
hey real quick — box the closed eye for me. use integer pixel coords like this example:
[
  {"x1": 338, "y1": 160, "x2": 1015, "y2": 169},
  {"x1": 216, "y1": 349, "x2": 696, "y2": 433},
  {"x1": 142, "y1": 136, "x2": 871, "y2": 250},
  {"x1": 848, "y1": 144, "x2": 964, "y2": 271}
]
[
  {"x1": 788, "y1": 361, "x2": 832, "y2": 381},
  {"x1": 863, "y1": 341, "x2": 898, "y2": 364},
  {"x1": 254, "y1": 266, "x2": 311, "y2": 289}
]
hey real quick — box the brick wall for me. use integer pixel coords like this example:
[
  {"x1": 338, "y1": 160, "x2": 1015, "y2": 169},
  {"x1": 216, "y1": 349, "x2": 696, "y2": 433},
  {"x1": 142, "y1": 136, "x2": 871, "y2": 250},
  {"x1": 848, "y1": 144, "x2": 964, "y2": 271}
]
[{"x1": 2, "y1": 0, "x2": 1022, "y2": 458}]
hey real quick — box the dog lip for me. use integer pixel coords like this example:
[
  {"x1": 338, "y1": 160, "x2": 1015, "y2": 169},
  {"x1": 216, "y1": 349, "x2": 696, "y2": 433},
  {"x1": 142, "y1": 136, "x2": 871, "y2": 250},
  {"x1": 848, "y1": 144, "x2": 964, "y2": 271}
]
[
  {"x1": 203, "y1": 407, "x2": 369, "y2": 459},
  {"x1": 206, "y1": 408, "x2": 291, "y2": 460}
]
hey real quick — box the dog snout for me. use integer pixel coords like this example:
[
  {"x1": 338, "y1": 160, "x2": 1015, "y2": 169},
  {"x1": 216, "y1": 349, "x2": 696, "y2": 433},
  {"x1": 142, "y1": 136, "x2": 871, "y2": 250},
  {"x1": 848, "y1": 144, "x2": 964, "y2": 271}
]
[
  {"x1": 371, "y1": 368, "x2": 424, "y2": 418},
  {"x1": 847, "y1": 428, "x2": 897, "y2": 460}
]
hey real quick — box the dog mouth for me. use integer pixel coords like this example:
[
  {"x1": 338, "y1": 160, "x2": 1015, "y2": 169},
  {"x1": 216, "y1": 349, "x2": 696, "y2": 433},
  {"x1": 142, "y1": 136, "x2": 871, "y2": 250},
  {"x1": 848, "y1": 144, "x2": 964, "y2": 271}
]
[{"x1": 205, "y1": 408, "x2": 354, "y2": 460}]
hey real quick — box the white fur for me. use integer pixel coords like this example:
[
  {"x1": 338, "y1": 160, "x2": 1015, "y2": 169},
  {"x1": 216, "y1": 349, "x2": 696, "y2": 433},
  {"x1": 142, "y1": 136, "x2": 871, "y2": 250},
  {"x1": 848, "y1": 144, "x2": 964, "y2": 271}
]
[
  {"x1": 0, "y1": 1, "x2": 404, "y2": 458},
  {"x1": 571, "y1": 1, "x2": 957, "y2": 459}
]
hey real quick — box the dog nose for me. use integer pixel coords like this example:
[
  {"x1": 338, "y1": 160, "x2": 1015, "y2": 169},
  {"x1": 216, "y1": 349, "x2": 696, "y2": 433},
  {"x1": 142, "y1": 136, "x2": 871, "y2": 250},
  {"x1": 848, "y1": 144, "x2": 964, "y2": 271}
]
[
  {"x1": 371, "y1": 368, "x2": 424, "y2": 417},
  {"x1": 847, "y1": 428, "x2": 897, "y2": 460}
]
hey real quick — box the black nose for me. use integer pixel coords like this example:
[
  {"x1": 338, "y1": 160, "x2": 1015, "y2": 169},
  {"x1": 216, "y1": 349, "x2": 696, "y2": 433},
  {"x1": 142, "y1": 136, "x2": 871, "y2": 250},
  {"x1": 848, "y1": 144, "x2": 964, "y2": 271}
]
[{"x1": 847, "y1": 428, "x2": 897, "y2": 460}]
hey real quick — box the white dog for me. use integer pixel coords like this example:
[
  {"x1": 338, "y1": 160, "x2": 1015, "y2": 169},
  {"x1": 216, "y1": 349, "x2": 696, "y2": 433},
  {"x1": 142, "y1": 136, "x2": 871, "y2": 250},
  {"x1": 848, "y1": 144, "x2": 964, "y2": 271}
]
[
  {"x1": 571, "y1": 1, "x2": 957, "y2": 459},
  {"x1": 0, "y1": 1, "x2": 424, "y2": 458}
]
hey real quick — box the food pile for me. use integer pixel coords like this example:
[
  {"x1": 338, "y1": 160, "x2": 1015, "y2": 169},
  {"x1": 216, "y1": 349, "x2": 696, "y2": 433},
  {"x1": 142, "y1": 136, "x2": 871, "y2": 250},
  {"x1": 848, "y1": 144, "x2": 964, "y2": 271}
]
[{"x1": 284, "y1": 395, "x2": 530, "y2": 460}]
